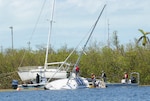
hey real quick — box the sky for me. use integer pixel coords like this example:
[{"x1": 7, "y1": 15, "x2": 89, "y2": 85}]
[{"x1": 0, "y1": 0, "x2": 150, "y2": 51}]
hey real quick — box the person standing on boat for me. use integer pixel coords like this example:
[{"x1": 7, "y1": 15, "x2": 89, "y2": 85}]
[
  {"x1": 124, "y1": 72, "x2": 128, "y2": 83},
  {"x1": 91, "y1": 73, "x2": 96, "y2": 87},
  {"x1": 75, "y1": 66, "x2": 79, "y2": 77},
  {"x1": 91, "y1": 73, "x2": 96, "y2": 80},
  {"x1": 36, "y1": 73, "x2": 40, "y2": 83},
  {"x1": 101, "y1": 71, "x2": 107, "y2": 82},
  {"x1": 66, "y1": 71, "x2": 70, "y2": 78}
]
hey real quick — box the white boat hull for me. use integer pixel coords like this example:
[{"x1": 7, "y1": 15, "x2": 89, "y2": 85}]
[
  {"x1": 18, "y1": 62, "x2": 71, "y2": 81},
  {"x1": 18, "y1": 69, "x2": 67, "y2": 81},
  {"x1": 44, "y1": 77, "x2": 89, "y2": 90}
]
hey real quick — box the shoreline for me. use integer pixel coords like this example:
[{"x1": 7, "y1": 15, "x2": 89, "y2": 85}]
[
  {"x1": 0, "y1": 87, "x2": 44, "y2": 92},
  {"x1": 0, "y1": 85, "x2": 150, "y2": 92}
]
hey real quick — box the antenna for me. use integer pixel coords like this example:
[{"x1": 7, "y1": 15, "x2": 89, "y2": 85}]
[{"x1": 107, "y1": 19, "x2": 110, "y2": 47}]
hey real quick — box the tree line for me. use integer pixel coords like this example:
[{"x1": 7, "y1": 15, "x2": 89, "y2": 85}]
[{"x1": 0, "y1": 29, "x2": 150, "y2": 89}]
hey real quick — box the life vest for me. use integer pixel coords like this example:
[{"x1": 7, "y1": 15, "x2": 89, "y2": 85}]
[{"x1": 76, "y1": 66, "x2": 79, "y2": 72}]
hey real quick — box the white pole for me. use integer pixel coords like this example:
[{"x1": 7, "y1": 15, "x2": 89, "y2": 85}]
[
  {"x1": 44, "y1": 0, "x2": 55, "y2": 70},
  {"x1": 9, "y1": 26, "x2": 14, "y2": 50}
]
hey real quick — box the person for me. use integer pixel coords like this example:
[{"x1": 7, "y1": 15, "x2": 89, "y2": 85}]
[
  {"x1": 91, "y1": 73, "x2": 96, "y2": 80},
  {"x1": 75, "y1": 66, "x2": 79, "y2": 77},
  {"x1": 36, "y1": 73, "x2": 40, "y2": 83},
  {"x1": 66, "y1": 71, "x2": 70, "y2": 78},
  {"x1": 131, "y1": 76, "x2": 136, "y2": 83},
  {"x1": 91, "y1": 73, "x2": 96, "y2": 87},
  {"x1": 124, "y1": 72, "x2": 128, "y2": 83},
  {"x1": 101, "y1": 71, "x2": 107, "y2": 82}
]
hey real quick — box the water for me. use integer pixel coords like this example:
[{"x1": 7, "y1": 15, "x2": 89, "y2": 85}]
[{"x1": 0, "y1": 86, "x2": 150, "y2": 101}]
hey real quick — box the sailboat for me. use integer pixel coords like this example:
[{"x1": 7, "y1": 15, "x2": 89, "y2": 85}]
[
  {"x1": 44, "y1": 4, "x2": 107, "y2": 90},
  {"x1": 17, "y1": 62, "x2": 71, "y2": 81},
  {"x1": 17, "y1": 0, "x2": 71, "y2": 88}
]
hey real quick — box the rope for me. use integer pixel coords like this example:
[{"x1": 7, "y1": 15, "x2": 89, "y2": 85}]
[
  {"x1": 18, "y1": 0, "x2": 47, "y2": 67},
  {"x1": 0, "y1": 71, "x2": 17, "y2": 77}
]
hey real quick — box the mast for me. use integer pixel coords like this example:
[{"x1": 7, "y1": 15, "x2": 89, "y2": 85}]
[
  {"x1": 44, "y1": 0, "x2": 56, "y2": 70},
  {"x1": 73, "y1": 4, "x2": 106, "y2": 70}
]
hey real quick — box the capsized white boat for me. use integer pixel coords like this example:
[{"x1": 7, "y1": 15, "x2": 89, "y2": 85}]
[
  {"x1": 44, "y1": 4, "x2": 107, "y2": 90},
  {"x1": 44, "y1": 74, "x2": 106, "y2": 90},
  {"x1": 44, "y1": 73, "x2": 89, "y2": 90}
]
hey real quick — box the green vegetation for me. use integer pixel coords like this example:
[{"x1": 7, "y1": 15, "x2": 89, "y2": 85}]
[{"x1": 0, "y1": 30, "x2": 150, "y2": 89}]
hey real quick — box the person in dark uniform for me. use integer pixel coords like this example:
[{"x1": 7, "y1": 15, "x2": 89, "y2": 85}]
[
  {"x1": 36, "y1": 73, "x2": 40, "y2": 83},
  {"x1": 101, "y1": 71, "x2": 107, "y2": 82}
]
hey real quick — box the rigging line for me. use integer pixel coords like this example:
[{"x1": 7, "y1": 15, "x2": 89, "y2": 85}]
[
  {"x1": 29, "y1": 0, "x2": 47, "y2": 41},
  {"x1": 18, "y1": 49, "x2": 26, "y2": 67},
  {"x1": 0, "y1": 71, "x2": 17, "y2": 77},
  {"x1": 18, "y1": 0, "x2": 47, "y2": 67}
]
